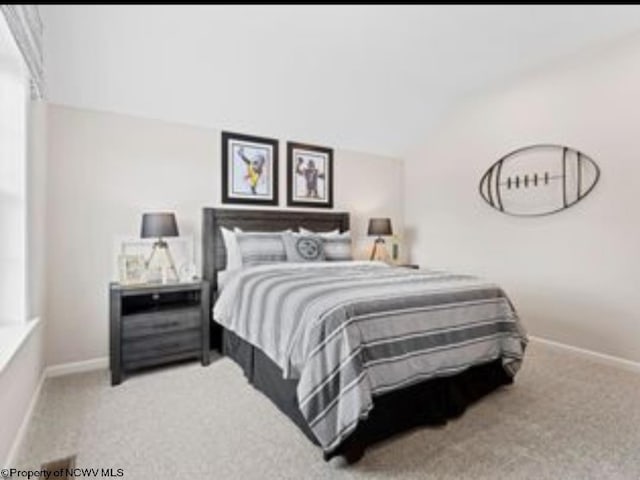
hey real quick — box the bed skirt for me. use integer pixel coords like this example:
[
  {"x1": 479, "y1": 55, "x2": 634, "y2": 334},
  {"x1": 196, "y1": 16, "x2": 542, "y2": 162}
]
[{"x1": 222, "y1": 327, "x2": 513, "y2": 462}]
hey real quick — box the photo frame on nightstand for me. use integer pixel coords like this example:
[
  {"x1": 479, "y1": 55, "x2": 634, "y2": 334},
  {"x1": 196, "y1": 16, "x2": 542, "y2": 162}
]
[
  {"x1": 117, "y1": 254, "x2": 147, "y2": 285},
  {"x1": 113, "y1": 235, "x2": 196, "y2": 284}
]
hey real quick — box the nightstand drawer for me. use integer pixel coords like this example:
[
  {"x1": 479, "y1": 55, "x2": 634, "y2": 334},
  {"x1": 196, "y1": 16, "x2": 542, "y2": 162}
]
[
  {"x1": 122, "y1": 307, "x2": 201, "y2": 339},
  {"x1": 122, "y1": 329, "x2": 201, "y2": 362},
  {"x1": 123, "y1": 350, "x2": 202, "y2": 371}
]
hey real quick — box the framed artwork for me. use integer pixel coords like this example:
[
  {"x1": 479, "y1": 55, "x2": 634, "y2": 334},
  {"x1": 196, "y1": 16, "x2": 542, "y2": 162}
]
[
  {"x1": 287, "y1": 142, "x2": 334, "y2": 208},
  {"x1": 221, "y1": 131, "x2": 279, "y2": 205}
]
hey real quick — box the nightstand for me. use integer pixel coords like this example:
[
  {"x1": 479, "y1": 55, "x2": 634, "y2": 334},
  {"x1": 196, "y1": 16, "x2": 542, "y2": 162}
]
[{"x1": 109, "y1": 280, "x2": 210, "y2": 385}]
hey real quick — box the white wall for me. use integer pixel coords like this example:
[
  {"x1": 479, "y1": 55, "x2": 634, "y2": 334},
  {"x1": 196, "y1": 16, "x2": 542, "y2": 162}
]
[
  {"x1": 404, "y1": 36, "x2": 640, "y2": 364},
  {"x1": 45, "y1": 105, "x2": 404, "y2": 365}
]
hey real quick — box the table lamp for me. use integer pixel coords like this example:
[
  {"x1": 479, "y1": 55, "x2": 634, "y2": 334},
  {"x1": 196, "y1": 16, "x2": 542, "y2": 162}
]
[
  {"x1": 141, "y1": 212, "x2": 179, "y2": 283},
  {"x1": 368, "y1": 217, "x2": 392, "y2": 261}
]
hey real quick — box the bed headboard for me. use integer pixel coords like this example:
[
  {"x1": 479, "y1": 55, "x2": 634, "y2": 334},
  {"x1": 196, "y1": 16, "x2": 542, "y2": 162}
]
[{"x1": 202, "y1": 207, "x2": 350, "y2": 294}]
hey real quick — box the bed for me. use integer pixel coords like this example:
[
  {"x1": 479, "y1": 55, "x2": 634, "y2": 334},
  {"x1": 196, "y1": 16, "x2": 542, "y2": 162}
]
[{"x1": 202, "y1": 207, "x2": 526, "y2": 462}]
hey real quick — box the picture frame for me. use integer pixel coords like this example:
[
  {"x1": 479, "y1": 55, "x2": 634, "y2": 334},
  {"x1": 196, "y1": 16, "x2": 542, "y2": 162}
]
[
  {"x1": 118, "y1": 254, "x2": 147, "y2": 285},
  {"x1": 113, "y1": 235, "x2": 196, "y2": 284},
  {"x1": 221, "y1": 131, "x2": 279, "y2": 205},
  {"x1": 287, "y1": 142, "x2": 334, "y2": 209}
]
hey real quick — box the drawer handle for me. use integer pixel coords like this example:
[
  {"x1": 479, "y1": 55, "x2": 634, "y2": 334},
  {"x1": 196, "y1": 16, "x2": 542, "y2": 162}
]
[{"x1": 154, "y1": 321, "x2": 180, "y2": 329}]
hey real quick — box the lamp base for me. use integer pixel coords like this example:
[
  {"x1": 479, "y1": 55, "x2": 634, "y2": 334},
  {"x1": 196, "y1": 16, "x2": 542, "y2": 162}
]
[
  {"x1": 369, "y1": 237, "x2": 388, "y2": 261},
  {"x1": 146, "y1": 239, "x2": 179, "y2": 284}
]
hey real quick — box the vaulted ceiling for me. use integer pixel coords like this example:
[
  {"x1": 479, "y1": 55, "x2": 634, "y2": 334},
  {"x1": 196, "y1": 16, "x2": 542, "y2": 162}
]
[{"x1": 41, "y1": 5, "x2": 640, "y2": 156}]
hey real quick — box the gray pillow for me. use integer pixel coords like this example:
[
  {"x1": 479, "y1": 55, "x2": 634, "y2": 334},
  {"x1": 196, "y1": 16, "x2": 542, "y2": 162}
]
[
  {"x1": 282, "y1": 232, "x2": 326, "y2": 262},
  {"x1": 236, "y1": 232, "x2": 287, "y2": 265}
]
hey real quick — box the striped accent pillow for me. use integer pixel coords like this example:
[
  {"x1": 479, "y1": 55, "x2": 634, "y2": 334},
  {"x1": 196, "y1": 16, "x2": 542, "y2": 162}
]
[
  {"x1": 300, "y1": 227, "x2": 353, "y2": 261},
  {"x1": 236, "y1": 232, "x2": 287, "y2": 265},
  {"x1": 323, "y1": 235, "x2": 353, "y2": 261}
]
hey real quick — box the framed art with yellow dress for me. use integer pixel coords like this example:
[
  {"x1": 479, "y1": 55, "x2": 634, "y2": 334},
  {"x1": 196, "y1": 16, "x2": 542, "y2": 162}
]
[{"x1": 221, "y1": 131, "x2": 279, "y2": 206}]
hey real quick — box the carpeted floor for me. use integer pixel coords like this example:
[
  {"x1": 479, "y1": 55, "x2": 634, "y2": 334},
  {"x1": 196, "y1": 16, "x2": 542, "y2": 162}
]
[{"x1": 15, "y1": 341, "x2": 640, "y2": 479}]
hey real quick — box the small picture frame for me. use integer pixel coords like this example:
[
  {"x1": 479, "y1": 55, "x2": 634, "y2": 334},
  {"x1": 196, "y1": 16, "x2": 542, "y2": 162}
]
[
  {"x1": 221, "y1": 131, "x2": 279, "y2": 205},
  {"x1": 287, "y1": 142, "x2": 333, "y2": 208},
  {"x1": 114, "y1": 236, "x2": 196, "y2": 284},
  {"x1": 118, "y1": 254, "x2": 147, "y2": 285}
]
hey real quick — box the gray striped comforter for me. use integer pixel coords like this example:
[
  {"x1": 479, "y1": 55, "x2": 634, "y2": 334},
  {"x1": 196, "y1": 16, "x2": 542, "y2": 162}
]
[{"x1": 213, "y1": 262, "x2": 526, "y2": 454}]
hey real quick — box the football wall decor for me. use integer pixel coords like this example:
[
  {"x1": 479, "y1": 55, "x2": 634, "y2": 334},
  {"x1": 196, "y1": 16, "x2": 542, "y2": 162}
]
[{"x1": 479, "y1": 144, "x2": 600, "y2": 217}]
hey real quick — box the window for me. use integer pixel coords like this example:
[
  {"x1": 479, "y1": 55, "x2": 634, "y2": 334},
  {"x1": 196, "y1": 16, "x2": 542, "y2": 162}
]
[{"x1": 0, "y1": 13, "x2": 28, "y2": 326}]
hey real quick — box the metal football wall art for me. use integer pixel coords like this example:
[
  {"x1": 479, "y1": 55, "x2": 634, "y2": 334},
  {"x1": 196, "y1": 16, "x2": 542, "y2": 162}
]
[{"x1": 479, "y1": 144, "x2": 600, "y2": 217}]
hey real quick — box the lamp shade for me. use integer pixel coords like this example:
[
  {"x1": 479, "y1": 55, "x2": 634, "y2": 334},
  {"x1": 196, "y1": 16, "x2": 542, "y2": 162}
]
[
  {"x1": 367, "y1": 218, "x2": 393, "y2": 236},
  {"x1": 141, "y1": 213, "x2": 179, "y2": 239}
]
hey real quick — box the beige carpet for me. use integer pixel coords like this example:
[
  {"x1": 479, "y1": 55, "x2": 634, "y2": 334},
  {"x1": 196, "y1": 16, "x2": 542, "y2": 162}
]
[{"x1": 15, "y1": 341, "x2": 640, "y2": 479}]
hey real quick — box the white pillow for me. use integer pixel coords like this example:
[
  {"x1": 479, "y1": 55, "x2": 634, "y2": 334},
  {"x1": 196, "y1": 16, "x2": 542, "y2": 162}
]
[
  {"x1": 220, "y1": 227, "x2": 243, "y2": 270},
  {"x1": 299, "y1": 227, "x2": 341, "y2": 237}
]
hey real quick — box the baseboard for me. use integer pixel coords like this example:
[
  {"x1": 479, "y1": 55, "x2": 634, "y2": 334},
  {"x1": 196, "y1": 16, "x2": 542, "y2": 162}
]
[
  {"x1": 4, "y1": 369, "x2": 46, "y2": 468},
  {"x1": 45, "y1": 357, "x2": 109, "y2": 378},
  {"x1": 529, "y1": 336, "x2": 640, "y2": 374},
  {"x1": 4, "y1": 357, "x2": 108, "y2": 467}
]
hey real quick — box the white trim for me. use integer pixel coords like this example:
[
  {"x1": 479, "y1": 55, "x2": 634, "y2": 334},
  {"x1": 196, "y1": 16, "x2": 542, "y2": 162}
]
[
  {"x1": 4, "y1": 369, "x2": 45, "y2": 468},
  {"x1": 0, "y1": 317, "x2": 40, "y2": 375},
  {"x1": 45, "y1": 357, "x2": 108, "y2": 378},
  {"x1": 4, "y1": 356, "x2": 108, "y2": 467},
  {"x1": 529, "y1": 336, "x2": 640, "y2": 374}
]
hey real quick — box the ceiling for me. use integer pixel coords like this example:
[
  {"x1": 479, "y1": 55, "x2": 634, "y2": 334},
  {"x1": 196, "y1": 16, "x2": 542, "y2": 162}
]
[{"x1": 41, "y1": 5, "x2": 640, "y2": 157}]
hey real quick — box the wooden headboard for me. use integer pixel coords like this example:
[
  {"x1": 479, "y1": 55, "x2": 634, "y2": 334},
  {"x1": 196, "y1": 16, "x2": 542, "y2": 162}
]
[{"x1": 202, "y1": 208, "x2": 350, "y2": 294}]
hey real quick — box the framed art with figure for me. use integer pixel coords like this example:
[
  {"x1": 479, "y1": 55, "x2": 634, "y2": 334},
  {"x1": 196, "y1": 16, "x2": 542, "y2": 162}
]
[
  {"x1": 287, "y1": 142, "x2": 334, "y2": 208},
  {"x1": 221, "y1": 131, "x2": 279, "y2": 205}
]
